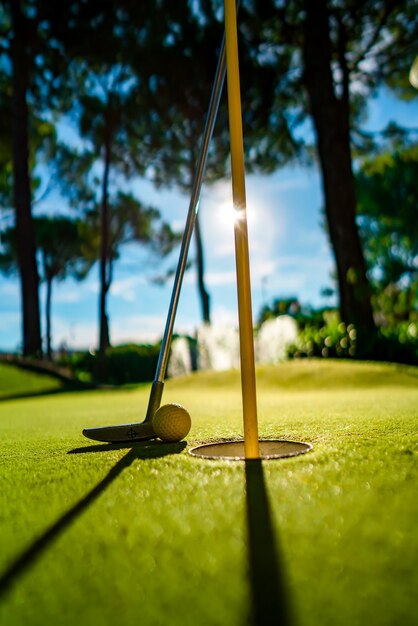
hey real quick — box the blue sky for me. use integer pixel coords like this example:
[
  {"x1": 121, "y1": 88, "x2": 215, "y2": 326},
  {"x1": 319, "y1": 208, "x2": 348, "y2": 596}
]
[{"x1": 0, "y1": 89, "x2": 417, "y2": 353}]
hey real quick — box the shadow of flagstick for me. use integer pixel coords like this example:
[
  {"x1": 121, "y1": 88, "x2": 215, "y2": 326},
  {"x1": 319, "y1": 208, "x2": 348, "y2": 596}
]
[
  {"x1": 245, "y1": 460, "x2": 293, "y2": 626},
  {"x1": 0, "y1": 441, "x2": 186, "y2": 596}
]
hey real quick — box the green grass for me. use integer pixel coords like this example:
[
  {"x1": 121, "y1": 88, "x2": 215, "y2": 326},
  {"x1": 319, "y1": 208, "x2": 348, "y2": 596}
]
[
  {"x1": 0, "y1": 362, "x2": 63, "y2": 399},
  {"x1": 0, "y1": 359, "x2": 417, "y2": 626}
]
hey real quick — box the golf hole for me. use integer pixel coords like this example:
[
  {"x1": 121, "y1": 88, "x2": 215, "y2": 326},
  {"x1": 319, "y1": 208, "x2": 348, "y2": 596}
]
[{"x1": 188, "y1": 439, "x2": 313, "y2": 461}]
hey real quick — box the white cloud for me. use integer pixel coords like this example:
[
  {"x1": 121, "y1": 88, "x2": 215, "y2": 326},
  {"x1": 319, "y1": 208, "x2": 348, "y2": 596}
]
[
  {"x1": 110, "y1": 275, "x2": 148, "y2": 301},
  {"x1": 171, "y1": 219, "x2": 187, "y2": 232},
  {"x1": 110, "y1": 314, "x2": 167, "y2": 344},
  {"x1": 39, "y1": 277, "x2": 98, "y2": 306},
  {"x1": 184, "y1": 263, "x2": 281, "y2": 289},
  {"x1": 263, "y1": 271, "x2": 308, "y2": 293},
  {"x1": 249, "y1": 258, "x2": 279, "y2": 280},
  {"x1": 50, "y1": 317, "x2": 96, "y2": 350},
  {"x1": 205, "y1": 270, "x2": 237, "y2": 286},
  {"x1": 211, "y1": 305, "x2": 238, "y2": 327}
]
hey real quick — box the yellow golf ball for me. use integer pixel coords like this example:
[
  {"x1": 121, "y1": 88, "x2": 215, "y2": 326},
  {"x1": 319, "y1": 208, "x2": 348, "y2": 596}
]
[{"x1": 152, "y1": 403, "x2": 191, "y2": 442}]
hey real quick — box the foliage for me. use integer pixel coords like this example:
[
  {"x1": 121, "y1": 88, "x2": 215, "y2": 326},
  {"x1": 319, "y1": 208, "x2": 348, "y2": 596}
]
[
  {"x1": 0, "y1": 109, "x2": 56, "y2": 229},
  {"x1": 287, "y1": 312, "x2": 418, "y2": 365},
  {"x1": 133, "y1": 1, "x2": 300, "y2": 185},
  {"x1": 258, "y1": 297, "x2": 418, "y2": 364},
  {"x1": 122, "y1": 5, "x2": 227, "y2": 323},
  {"x1": 237, "y1": 0, "x2": 418, "y2": 148},
  {"x1": 0, "y1": 216, "x2": 92, "y2": 358},
  {"x1": 372, "y1": 281, "x2": 418, "y2": 329},
  {"x1": 0, "y1": 215, "x2": 92, "y2": 280},
  {"x1": 36, "y1": 217, "x2": 93, "y2": 283},
  {"x1": 0, "y1": 0, "x2": 84, "y2": 356},
  {"x1": 355, "y1": 138, "x2": 418, "y2": 339},
  {"x1": 356, "y1": 140, "x2": 418, "y2": 289},
  {"x1": 388, "y1": 319, "x2": 418, "y2": 348},
  {"x1": 58, "y1": 343, "x2": 160, "y2": 385},
  {"x1": 0, "y1": 216, "x2": 94, "y2": 357},
  {"x1": 55, "y1": 351, "x2": 95, "y2": 383},
  {"x1": 2, "y1": 0, "x2": 418, "y2": 355},
  {"x1": 288, "y1": 313, "x2": 358, "y2": 359},
  {"x1": 54, "y1": 59, "x2": 180, "y2": 356},
  {"x1": 240, "y1": 0, "x2": 417, "y2": 333},
  {"x1": 124, "y1": 1, "x2": 306, "y2": 323},
  {"x1": 77, "y1": 192, "x2": 178, "y2": 265},
  {"x1": 257, "y1": 297, "x2": 328, "y2": 329}
]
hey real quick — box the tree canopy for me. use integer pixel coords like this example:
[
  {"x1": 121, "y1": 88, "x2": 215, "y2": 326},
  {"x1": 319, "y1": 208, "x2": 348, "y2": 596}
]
[
  {"x1": 1, "y1": 0, "x2": 417, "y2": 363},
  {"x1": 356, "y1": 138, "x2": 418, "y2": 327},
  {"x1": 0, "y1": 215, "x2": 94, "y2": 357}
]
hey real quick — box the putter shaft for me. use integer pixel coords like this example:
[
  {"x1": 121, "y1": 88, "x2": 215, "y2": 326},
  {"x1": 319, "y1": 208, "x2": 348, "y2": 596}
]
[{"x1": 154, "y1": 38, "x2": 227, "y2": 383}]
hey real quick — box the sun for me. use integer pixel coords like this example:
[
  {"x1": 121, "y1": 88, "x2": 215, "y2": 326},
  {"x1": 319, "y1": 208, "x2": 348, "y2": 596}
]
[{"x1": 218, "y1": 201, "x2": 251, "y2": 229}]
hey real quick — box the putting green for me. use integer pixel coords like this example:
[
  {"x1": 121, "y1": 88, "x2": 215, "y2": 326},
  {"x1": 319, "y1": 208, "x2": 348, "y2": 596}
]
[
  {"x1": 0, "y1": 362, "x2": 63, "y2": 400},
  {"x1": 0, "y1": 359, "x2": 417, "y2": 626}
]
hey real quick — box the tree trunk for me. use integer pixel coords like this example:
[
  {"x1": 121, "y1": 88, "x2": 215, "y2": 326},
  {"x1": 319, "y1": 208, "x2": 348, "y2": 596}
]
[
  {"x1": 97, "y1": 109, "x2": 112, "y2": 380},
  {"x1": 99, "y1": 121, "x2": 112, "y2": 353},
  {"x1": 189, "y1": 156, "x2": 211, "y2": 324},
  {"x1": 46, "y1": 276, "x2": 52, "y2": 360},
  {"x1": 303, "y1": 0, "x2": 376, "y2": 339},
  {"x1": 194, "y1": 211, "x2": 211, "y2": 324},
  {"x1": 9, "y1": 0, "x2": 42, "y2": 357}
]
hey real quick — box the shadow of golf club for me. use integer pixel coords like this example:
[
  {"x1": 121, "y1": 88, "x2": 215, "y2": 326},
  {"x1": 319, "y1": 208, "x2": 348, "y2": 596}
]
[
  {"x1": 0, "y1": 440, "x2": 186, "y2": 596},
  {"x1": 245, "y1": 460, "x2": 293, "y2": 626},
  {"x1": 68, "y1": 440, "x2": 172, "y2": 455}
]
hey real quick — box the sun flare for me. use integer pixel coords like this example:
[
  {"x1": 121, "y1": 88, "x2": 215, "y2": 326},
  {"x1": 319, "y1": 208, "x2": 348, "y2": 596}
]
[{"x1": 218, "y1": 201, "x2": 252, "y2": 229}]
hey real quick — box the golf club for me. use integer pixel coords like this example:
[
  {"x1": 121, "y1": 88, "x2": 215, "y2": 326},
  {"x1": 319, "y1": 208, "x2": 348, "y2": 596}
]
[{"x1": 83, "y1": 35, "x2": 227, "y2": 443}]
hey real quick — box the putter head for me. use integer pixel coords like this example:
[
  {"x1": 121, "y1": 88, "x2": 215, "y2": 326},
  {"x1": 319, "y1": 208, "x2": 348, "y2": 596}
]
[
  {"x1": 83, "y1": 420, "x2": 156, "y2": 443},
  {"x1": 83, "y1": 380, "x2": 164, "y2": 443}
]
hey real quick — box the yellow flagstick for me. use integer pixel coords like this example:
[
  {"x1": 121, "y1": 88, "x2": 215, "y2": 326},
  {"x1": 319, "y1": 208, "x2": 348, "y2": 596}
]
[{"x1": 224, "y1": 0, "x2": 260, "y2": 459}]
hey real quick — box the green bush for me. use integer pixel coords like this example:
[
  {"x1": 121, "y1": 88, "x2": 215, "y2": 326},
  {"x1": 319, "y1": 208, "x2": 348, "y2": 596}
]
[
  {"x1": 288, "y1": 316, "x2": 418, "y2": 365},
  {"x1": 57, "y1": 343, "x2": 160, "y2": 385},
  {"x1": 288, "y1": 315, "x2": 357, "y2": 359},
  {"x1": 257, "y1": 298, "x2": 331, "y2": 329},
  {"x1": 102, "y1": 343, "x2": 160, "y2": 385},
  {"x1": 56, "y1": 351, "x2": 95, "y2": 382},
  {"x1": 377, "y1": 321, "x2": 418, "y2": 365}
]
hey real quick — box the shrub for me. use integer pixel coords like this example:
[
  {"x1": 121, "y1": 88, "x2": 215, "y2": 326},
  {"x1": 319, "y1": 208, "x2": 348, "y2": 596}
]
[
  {"x1": 57, "y1": 343, "x2": 160, "y2": 385},
  {"x1": 56, "y1": 351, "x2": 95, "y2": 382},
  {"x1": 377, "y1": 322, "x2": 418, "y2": 365},
  {"x1": 288, "y1": 316, "x2": 357, "y2": 360},
  {"x1": 102, "y1": 344, "x2": 160, "y2": 385},
  {"x1": 288, "y1": 317, "x2": 418, "y2": 365}
]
